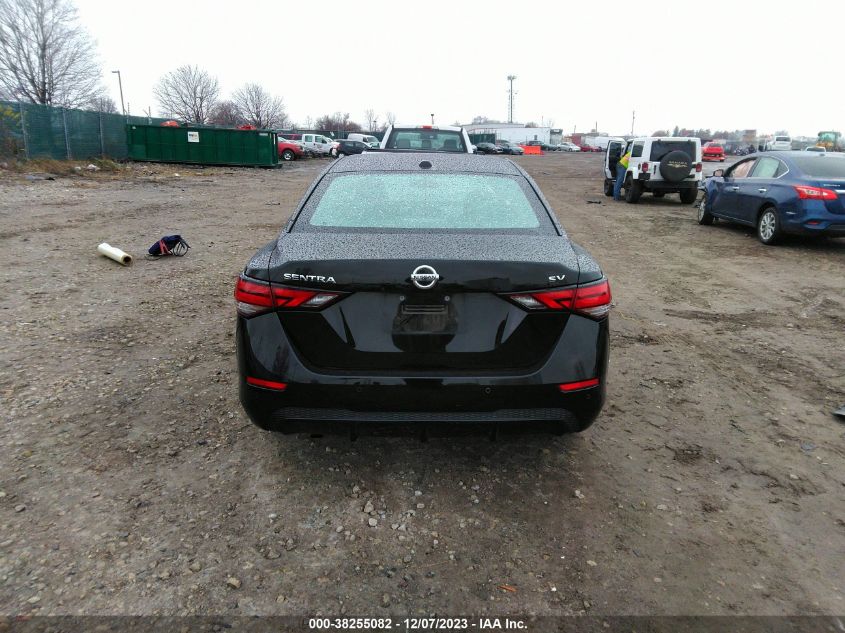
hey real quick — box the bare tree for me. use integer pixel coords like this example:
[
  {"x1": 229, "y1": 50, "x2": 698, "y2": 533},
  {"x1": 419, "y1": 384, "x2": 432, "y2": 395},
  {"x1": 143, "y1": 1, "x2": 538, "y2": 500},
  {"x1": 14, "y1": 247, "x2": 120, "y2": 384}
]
[
  {"x1": 314, "y1": 112, "x2": 361, "y2": 132},
  {"x1": 88, "y1": 94, "x2": 117, "y2": 113},
  {"x1": 364, "y1": 108, "x2": 378, "y2": 132},
  {"x1": 0, "y1": 0, "x2": 102, "y2": 107},
  {"x1": 385, "y1": 111, "x2": 396, "y2": 126},
  {"x1": 231, "y1": 83, "x2": 287, "y2": 128},
  {"x1": 154, "y1": 65, "x2": 219, "y2": 123},
  {"x1": 208, "y1": 100, "x2": 245, "y2": 127}
]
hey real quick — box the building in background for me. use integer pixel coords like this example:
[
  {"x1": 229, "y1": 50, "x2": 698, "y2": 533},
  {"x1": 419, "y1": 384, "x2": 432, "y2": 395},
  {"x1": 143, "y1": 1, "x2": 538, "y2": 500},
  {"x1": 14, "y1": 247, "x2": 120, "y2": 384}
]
[{"x1": 464, "y1": 122, "x2": 552, "y2": 145}]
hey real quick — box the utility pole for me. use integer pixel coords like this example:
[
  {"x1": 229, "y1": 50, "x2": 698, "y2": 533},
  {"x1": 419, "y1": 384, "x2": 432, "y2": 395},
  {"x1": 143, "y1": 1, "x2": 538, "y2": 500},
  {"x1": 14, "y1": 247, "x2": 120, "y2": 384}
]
[
  {"x1": 631, "y1": 110, "x2": 636, "y2": 136},
  {"x1": 507, "y1": 75, "x2": 517, "y2": 123},
  {"x1": 112, "y1": 70, "x2": 125, "y2": 116}
]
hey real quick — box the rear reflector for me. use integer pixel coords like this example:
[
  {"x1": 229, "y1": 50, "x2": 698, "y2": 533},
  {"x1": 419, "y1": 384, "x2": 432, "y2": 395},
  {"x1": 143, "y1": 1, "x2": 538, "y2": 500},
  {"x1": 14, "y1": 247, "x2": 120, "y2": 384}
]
[
  {"x1": 235, "y1": 275, "x2": 343, "y2": 316},
  {"x1": 559, "y1": 378, "x2": 600, "y2": 392},
  {"x1": 246, "y1": 376, "x2": 288, "y2": 391}
]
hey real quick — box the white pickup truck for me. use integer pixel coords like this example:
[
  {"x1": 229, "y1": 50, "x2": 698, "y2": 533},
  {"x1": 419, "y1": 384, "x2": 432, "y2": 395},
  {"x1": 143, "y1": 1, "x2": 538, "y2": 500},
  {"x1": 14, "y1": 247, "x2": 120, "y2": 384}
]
[
  {"x1": 298, "y1": 133, "x2": 335, "y2": 156},
  {"x1": 766, "y1": 136, "x2": 792, "y2": 151}
]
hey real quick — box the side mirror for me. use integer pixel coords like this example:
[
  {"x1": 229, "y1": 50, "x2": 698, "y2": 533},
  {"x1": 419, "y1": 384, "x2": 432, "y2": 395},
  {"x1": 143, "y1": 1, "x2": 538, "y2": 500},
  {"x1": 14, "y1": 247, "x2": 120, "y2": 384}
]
[{"x1": 712, "y1": 169, "x2": 724, "y2": 178}]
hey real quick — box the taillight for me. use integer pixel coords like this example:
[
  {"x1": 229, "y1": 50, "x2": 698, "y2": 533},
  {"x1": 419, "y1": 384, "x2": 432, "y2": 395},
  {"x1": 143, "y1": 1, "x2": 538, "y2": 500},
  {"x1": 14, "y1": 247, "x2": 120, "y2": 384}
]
[
  {"x1": 573, "y1": 279, "x2": 612, "y2": 318},
  {"x1": 234, "y1": 275, "x2": 343, "y2": 317},
  {"x1": 509, "y1": 288, "x2": 575, "y2": 310},
  {"x1": 695, "y1": 163, "x2": 702, "y2": 172},
  {"x1": 505, "y1": 279, "x2": 612, "y2": 319},
  {"x1": 794, "y1": 185, "x2": 837, "y2": 200},
  {"x1": 640, "y1": 162, "x2": 649, "y2": 172}
]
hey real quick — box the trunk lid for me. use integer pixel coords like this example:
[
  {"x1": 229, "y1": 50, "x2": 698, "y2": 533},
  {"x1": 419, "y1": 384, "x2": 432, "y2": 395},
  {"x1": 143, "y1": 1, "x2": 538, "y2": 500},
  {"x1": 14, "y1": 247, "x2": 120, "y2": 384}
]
[{"x1": 265, "y1": 232, "x2": 583, "y2": 373}]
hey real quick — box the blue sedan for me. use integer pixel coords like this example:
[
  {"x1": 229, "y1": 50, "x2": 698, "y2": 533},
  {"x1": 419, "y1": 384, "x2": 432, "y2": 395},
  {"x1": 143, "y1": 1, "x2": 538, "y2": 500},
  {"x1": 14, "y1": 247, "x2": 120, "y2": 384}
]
[{"x1": 698, "y1": 152, "x2": 845, "y2": 244}]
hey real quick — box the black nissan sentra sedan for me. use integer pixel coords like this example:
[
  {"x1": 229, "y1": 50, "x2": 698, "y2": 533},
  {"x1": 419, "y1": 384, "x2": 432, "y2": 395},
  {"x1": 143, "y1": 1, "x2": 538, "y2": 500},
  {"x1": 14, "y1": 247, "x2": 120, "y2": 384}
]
[{"x1": 235, "y1": 152, "x2": 611, "y2": 438}]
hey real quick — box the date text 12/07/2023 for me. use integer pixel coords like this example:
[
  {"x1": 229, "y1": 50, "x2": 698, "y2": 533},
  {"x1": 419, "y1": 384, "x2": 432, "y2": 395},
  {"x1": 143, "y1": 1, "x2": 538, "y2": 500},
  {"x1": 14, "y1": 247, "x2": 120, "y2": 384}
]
[{"x1": 307, "y1": 617, "x2": 528, "y2": 630}]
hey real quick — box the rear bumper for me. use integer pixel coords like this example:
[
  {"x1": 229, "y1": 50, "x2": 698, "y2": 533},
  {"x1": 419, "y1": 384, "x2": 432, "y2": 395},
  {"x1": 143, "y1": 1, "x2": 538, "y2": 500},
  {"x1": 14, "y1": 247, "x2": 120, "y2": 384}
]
[
  {"x1": 236, "y1": 312, "x2": 609, "y2": 435},
  {"x1": 240, "y1": 386, "x2": 602, "y2": 436},
  {"x1": 640, "y1": 177, "x2": 700, "y2": 191},
  {"x1": 782, "y1": 201, "x2": 845, "y2": 236}
]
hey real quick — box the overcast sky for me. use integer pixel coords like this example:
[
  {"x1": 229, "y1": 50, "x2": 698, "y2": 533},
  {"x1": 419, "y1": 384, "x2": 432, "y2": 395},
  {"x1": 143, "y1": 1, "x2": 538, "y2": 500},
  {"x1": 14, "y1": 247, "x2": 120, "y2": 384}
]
[{"x1": 75, "y1": 0, "x2": 841, "y2": 138}]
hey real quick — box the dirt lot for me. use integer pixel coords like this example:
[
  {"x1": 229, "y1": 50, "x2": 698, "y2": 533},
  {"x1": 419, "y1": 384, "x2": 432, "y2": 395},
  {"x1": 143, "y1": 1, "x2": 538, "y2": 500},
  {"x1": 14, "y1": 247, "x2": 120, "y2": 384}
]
[{"x1": 0, "y1": 154, "x2": 843, "y2": 618}]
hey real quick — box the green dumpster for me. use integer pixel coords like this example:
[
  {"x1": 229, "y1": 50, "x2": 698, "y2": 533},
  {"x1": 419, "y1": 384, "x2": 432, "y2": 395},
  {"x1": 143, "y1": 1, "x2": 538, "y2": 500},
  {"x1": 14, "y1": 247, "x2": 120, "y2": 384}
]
[{"x1": 126, "y1": 124, "x2": 278, "y2": 167}]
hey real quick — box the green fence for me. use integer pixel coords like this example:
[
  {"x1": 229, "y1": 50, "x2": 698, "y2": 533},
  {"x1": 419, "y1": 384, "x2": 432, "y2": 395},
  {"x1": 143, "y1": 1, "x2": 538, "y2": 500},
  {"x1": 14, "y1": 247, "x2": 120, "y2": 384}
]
[{"x1": 0, "y1": 100, "x2": 170, "y2": 160}]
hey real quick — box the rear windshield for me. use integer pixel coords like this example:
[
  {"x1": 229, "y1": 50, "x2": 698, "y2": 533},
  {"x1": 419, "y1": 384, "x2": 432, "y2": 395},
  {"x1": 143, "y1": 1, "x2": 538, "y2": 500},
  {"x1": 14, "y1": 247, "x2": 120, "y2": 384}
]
[
  {"x1": 298, "y1": 173, "x2": 554, "y2": 233},
  {"x1": 791, "y1": 156, "x2": 845, "y2": 178},
  {"x1": 650, "y1": 140, "x2": 696, "y2": 161},
  {"x1": 386, "y1": 129, "x2": 467, "y2": 152},
  {"x1": 775, "y1": 136, "x2": 791, "y2": 142}
]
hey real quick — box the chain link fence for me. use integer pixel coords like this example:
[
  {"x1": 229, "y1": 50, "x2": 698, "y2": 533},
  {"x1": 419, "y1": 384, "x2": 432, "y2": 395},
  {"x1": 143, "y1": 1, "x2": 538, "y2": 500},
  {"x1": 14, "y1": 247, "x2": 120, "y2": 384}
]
[{"x1": 0, "y1": 100, "x2": 170, "y2": 160}]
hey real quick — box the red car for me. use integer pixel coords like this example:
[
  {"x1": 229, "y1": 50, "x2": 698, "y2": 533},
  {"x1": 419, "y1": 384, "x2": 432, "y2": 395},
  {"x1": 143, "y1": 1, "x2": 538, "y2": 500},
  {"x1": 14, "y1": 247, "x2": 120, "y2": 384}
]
[
  {"x1": 702, "y1": 142, "x2": 725, "y2": 162},
  {"x1": 277, "y1": 138, "x2": 304, "y2": 161}
]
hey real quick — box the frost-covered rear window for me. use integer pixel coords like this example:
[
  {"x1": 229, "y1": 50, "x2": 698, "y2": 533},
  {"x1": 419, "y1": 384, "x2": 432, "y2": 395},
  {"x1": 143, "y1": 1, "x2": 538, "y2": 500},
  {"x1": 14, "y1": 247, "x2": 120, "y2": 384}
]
[
  {"x1": 299, "y1": 173, "x2": 554, "y2": 233},
  {"x1": 385, "y1": 129, "x2": 467, "y2": 152},
  {"x1": 791, "y1": 156, "x2": 845, "y2": 178}
]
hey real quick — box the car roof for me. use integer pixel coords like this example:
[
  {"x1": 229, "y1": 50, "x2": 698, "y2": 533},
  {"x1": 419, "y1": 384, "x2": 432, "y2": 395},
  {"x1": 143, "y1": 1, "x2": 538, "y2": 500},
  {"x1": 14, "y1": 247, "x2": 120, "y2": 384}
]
[
  {"x1": 327, "y1": 151, "x2": 523, "y2": 175},
  {"x1": 636, "y1": 136, "x2": 698, "y2": 142},
  {"x1": 391, "y1": 124, "x2": 463, "y2": 131}
]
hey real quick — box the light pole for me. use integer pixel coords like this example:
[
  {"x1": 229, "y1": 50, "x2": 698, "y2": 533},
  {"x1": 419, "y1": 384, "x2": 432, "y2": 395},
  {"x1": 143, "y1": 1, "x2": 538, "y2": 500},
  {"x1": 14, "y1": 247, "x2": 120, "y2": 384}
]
[
  {"x1": 430, "y1": 113, "x2": 434, "y2": 125},
  {"x1": 112, "y1": 70, "x2": 125, "y2": 116},
  {"x1": 507, "y1": 75, "x2": 517, "y2": 123}
]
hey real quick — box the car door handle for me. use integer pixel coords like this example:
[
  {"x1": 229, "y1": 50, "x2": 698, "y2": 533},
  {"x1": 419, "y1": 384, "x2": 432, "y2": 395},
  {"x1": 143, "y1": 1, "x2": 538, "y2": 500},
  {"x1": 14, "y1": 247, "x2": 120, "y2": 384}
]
[
  {"x1": 758, "y1": 188, "x2": 767, "y2": 193},
  {"x1": 730, "y1": 186, "x2": 740, "y2": 191}
]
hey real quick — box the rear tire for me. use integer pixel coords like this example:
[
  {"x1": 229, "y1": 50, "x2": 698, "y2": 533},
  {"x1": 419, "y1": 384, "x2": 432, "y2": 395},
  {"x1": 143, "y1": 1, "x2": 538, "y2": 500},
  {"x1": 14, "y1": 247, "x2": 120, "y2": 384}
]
[
  {"x1": 697, "y1": 193, "x2": 714, "y2": 225},
  {"x1": 757, "y1": 207, "x2": 781, "y2": 245},
  {"x1": 680, "y1": 188, "x2": 698, "y2": 204},
  {"x1": 625, "y1": 180, "x2": 642, "y2": 203},
  {"x1": 281, "y1": 149, "x2": 295, "y2": 161},
  {"x1": 603, "y1": 179, "x2": 614, "y2": 197}
]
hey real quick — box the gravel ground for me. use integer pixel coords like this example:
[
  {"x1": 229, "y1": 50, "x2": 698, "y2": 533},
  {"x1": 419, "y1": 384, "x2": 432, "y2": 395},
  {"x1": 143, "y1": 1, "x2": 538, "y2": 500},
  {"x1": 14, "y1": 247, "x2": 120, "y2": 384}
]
[{"x1": 0, "y1": 154, "x2": 843, "y2": 618}]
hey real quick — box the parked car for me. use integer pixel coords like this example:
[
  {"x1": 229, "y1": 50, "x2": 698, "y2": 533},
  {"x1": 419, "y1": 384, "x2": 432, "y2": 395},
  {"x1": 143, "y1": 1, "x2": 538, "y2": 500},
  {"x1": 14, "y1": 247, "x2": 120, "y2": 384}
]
[
  {"x1": 525, "y1": 140, "x2": 552, "y2": 151},
  {"x1": 299, "y1": 133, "x2": 335, "y2": 156},
  {"x1": 277, "y1": 138, "x2": 304, "y2": 162},
  {"x1": 604, "y1": 136, "x2": 703, "y2": 204},
  {"x1": 560, "y1": 143, "x2": 581, "y2": 152},
  {"x1": 380, "y1": 125, "x2": 472, "y2": 153},
  {"x1": 805, "y1": 146, "x2": 826, "y2": 153},
  {"x1": 578, "y1": 144, "x2": 599, "y2": 152},
  {"x1": 766, "y1": 136, "x2": 792, "y2": 151},
  {"x1": 496, "y1": 141, "x2": 524, "y2": 155},
  {"x1": 235, "y1": 152, "x2": 611, "y2": 437},
  {"x1": 330, "y1": 139, "x2": 369, "y2": 157},
  {"x1": 346, "y1": 133, "x2": 380, "y2": 148},
  {"x1": 698, "y1": 152, "x2": 845, "y2": 244},
  {"x1": 702, "y1": 142, "x2": 726, "y2": 162},
  {"x1": 475, "y1": 142, "x2": 503, "y2": 155}
]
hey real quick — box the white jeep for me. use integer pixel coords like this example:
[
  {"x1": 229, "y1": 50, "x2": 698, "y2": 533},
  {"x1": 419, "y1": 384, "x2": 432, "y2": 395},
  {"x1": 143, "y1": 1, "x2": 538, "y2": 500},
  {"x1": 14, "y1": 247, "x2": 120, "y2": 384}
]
[{"x1": 604, "y1": 136, "x2": 703, "y2": 204}]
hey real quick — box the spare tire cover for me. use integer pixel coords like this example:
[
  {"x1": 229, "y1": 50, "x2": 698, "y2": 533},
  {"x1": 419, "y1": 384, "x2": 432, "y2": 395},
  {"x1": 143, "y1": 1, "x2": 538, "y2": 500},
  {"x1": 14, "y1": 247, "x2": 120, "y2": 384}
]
[{"x1": 659, "y1": 150, "x2": 693, "y2": 182}]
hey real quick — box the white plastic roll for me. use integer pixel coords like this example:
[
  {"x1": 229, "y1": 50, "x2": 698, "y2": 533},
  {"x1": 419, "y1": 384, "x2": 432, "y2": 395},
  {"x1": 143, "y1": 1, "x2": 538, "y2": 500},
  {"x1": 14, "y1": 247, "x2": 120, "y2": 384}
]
[{"x1": 97, "y1": 242, "x2": 133, "y2": 266}]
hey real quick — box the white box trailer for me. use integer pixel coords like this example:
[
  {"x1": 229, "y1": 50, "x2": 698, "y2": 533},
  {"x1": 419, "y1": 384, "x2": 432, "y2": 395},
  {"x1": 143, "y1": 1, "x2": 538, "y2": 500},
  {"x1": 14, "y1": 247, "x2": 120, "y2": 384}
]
[{"x1": 585, "y1": 136, "x2": 619, "y2": 149}]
